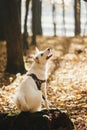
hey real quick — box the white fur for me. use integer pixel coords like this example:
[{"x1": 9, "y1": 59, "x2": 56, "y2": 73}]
[{"x1": 16, "y1": 48, "x2": 52, "y2": 112}]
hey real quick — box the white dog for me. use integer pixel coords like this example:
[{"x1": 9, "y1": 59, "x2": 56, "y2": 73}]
[{"x1": 16, "y1": 47, "x2": 53, "y2": 112}]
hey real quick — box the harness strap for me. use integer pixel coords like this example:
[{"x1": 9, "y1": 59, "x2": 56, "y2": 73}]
[{"x1": 27, "y1": 73, "x2": 46, "y2": 90}]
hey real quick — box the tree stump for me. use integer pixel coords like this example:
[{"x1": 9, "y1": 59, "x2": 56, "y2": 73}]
[{"x1": 0, "y1": 109, "x2": 74, "y2": 130}]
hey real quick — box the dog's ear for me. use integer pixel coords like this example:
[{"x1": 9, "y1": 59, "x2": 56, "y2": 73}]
[
  {"x1": 35, "y1": 47, "x2": 40, "y2": 54},
  {"x1": 31, "y1": 54, "x2": 39, "y2": 63}
]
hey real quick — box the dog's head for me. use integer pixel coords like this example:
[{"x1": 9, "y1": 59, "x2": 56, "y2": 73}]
[{"x1": 34, "y1": 48, "x2": 53, "y2": 64}]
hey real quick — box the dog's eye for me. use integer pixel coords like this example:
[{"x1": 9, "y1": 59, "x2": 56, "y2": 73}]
[{"x1": 41, "y1": 53, "x2": 43, "y2": 56}]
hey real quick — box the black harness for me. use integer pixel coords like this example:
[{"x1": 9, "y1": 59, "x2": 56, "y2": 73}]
[
  {"x1": 27, "y1": 73, "x2": 46, "y2": 100},
  {"x1": 27, "y1": 73, "x2": 46, "y2": 90}
]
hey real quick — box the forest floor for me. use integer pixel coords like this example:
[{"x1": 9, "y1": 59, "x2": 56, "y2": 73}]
[{"x1": 0, "y1": 36, "x2": 87, "y2": 130}]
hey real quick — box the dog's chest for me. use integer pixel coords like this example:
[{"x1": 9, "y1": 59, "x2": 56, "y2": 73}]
[{"x1": 27, "y1": 73, "x2": 46, "y2": 91}]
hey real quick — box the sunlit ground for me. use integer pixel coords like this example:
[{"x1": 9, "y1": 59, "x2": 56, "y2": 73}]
[{"x1": 0, "y1": 36, "x2": 87, "y2": 129}]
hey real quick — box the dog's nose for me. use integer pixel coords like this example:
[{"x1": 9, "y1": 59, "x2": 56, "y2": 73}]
[{"x1": 47, "y1": 48, "x2": 51, "y2": 51}]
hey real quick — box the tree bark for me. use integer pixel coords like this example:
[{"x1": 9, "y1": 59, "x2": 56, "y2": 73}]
[
  {"x1": 4, "y1": 0, "x2": 25, "y2": 74},
  {"x1": 0, "y1": 0, "x2": 7, "y2": 41},
  {"x1": 32, "y1": 0, "x2": 42, "y2": 45},
  {"x1": 74, "y1": 0, "x2": 81, "y2": 35},
  {"x1": 23, "y1": 0, "x2": 30, "y2": 52},
  {"x1": 52, "y1": 3, "x2": 56, "y2": 36}
]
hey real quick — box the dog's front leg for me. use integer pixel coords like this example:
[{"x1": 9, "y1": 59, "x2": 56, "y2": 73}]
[{"x1": 41, "y1": 83, "x2": 49, "y2": 110}]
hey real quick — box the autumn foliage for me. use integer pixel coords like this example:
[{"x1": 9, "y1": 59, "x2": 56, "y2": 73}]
[{"x1": 0, "y1": 36, "x2": 87, "y2": 129}]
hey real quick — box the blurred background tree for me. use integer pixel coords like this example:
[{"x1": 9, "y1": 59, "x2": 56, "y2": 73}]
[
  {"x1": 74, "y1": 0, "x2": 81, "y2": 35},
  {"x1": 22, "y1": 0, "x2": 87, "y2": 39},
  {"x1": 23, "y1": 0, "x2": 30, "y2": 51},
  {"x1": 32, "y1": 0, "x2": 42, "y2": 45},
  {"x1": 0, "y1": 0, "x2": 25, "y2": 74},
  {"x1": 0, "y1": 0, "x2": 87, "y2": 74}
]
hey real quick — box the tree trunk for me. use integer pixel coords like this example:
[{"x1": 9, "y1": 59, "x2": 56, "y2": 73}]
[
  {"x1": 0, "y1": 109, "x2": 74, "y2": 130},
  {"x1": 83, "y1": 3, "x2": 87, "y2": 35},
  {"x1": 52, "y1": 3, "x2": 56, "y2": 36},
  {"x1": 0, "y1": 0, "x2": 7, "y2": 41},
  {"x1": 32, "y1": 0, "x2": 42, "y2": 45},
  {"x1": 23, "y1": 0, "x2": 30, "y2": 52},
  {"x1": 74, "y1": 0, "x2": 81, "y2": 35},
  {"x1": 4, "y1": 0, "x2": 25, "y2": 74},
  {"x1": 17, "y1": 0, "x2": 21, "y2": 21},
  {"x1": 62, "y1": 0, "x2": 66, "y2": 35}
]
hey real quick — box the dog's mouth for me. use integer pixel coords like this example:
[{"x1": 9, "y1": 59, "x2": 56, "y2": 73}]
[{"x1": 46, "y1": 53, "x2": 53, "y2": 60}]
